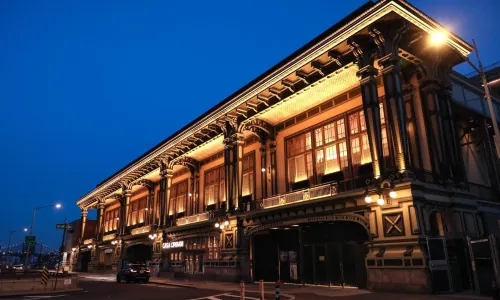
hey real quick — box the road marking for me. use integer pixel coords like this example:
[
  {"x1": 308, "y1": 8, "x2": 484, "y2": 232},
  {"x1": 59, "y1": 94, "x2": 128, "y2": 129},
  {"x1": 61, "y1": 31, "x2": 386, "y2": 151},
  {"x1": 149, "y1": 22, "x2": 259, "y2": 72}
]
[
  {"x1": 222, "y1": 294, "x2": 260, "y2": 300},
  {"x1": 23, "y1": 295, "x2": 67, "y2": 300}
]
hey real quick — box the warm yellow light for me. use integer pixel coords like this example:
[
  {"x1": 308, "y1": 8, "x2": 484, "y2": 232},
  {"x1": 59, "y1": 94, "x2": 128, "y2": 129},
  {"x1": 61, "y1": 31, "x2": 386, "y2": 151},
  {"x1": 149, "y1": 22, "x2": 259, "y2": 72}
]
[
  {"x1": 220, "y1": 224, "x2": 225, "y2": 230},
  {"x1": 224, "y1": 220, "x2": 229, "y2": 226},
  {"x1": 377, "y1": 197, "x2": 385, "y2": 205},
  {"x1": 364, "y1": 196, "x2": 372, "y2": 203},
  {"x1": 430, "y1": 31, "x2": 447, "y2": 46},
  {"x1": 389, "y1": 190, "x2": 397, "y2": 199},
  {"x1": 214, "y1": 222, "x2": 220, "y2": 228},
  {"x1": 261, "y1": 168, "x2": 266, "y2": 173}
]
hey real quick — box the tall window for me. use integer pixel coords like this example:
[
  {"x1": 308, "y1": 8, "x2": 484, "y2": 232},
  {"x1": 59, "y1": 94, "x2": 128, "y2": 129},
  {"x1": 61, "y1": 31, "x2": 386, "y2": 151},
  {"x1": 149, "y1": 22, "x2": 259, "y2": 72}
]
[
  {"x1": 127, "y1": 197, "x2": 147, "y2": 226},
  {"x1": 242, "y1": 153, "x2": 254, "y2": 197},
  {"x1": 348, "y1": 111, "x2": 372, "y2": 176},
  {"x1": 208, "y1": 236, "x2": 220, "y2": 260},
  {"x1": 287, "y1": 132, "x2": 313, "y2": 187},
  {"x1": 314, "y1": 118, "x2": 348, "y2": 183},
  {"x1": 104, "y1": 208, "x2": 119, "y2": 232},
  {"x1": 204, "y1": 165, "x2": 225, "y2": 207},
  {"x1": 286, "y1": 103, "x2": 390, "y2": 190},
  {"x1": 170, "y1": 180, "x2": 188, "y2": 215}
]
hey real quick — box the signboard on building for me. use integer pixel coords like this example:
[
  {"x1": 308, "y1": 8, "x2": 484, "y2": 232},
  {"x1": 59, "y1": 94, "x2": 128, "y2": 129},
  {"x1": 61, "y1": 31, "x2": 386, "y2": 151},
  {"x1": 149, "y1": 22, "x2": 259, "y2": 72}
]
[
  {"x1": 162, "y1": 241, "x2": 184, "y2": 249},
  {"x1": 104, "y1": 248, "x2": 114, "y2": 254}
]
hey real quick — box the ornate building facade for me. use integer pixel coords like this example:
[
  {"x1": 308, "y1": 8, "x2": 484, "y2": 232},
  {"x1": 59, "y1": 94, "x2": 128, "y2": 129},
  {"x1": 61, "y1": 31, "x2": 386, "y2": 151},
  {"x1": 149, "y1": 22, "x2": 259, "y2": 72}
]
[{"x1": 74, "y1": 0, "x2": 500, "y2": 293}]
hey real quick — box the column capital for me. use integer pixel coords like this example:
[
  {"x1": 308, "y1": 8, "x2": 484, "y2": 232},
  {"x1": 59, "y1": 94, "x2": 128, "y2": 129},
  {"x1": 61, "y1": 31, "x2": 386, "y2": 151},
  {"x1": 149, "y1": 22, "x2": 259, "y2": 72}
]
[
  {"x1": 81, "y1": 208, "x2": 88, "y2": 217},
  {"x1": 160, "y1": 168, "x2": 174, "y2": 178}
]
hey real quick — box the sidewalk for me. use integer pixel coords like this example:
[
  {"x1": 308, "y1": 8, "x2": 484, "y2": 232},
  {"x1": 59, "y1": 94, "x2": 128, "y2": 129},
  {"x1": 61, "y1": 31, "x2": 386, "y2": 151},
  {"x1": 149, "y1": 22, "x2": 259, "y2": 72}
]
[{"x1": 149, "y1": 277, "x2": 372, "y2": 297}]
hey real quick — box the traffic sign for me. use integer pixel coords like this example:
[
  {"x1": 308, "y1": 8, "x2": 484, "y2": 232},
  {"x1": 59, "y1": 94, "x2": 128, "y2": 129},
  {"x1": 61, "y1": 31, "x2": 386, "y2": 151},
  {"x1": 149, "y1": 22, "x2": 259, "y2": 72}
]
[
  {"x1": 56, "y1": 224, "x2": 72, "y2": 230},
  {"x1": 25, "y1": 236, "x2": 36, "y2": 246}
]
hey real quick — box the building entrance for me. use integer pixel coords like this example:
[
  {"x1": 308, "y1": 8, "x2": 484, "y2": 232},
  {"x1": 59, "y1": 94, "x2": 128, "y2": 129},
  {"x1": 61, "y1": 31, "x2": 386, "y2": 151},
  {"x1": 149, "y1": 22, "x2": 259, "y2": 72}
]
[
  {"x1": 126, "y1": 244, "x2": 152, "y2": 264},
  {"x1": 253, "y1": 221, "x2": 369, "y2": 287}
]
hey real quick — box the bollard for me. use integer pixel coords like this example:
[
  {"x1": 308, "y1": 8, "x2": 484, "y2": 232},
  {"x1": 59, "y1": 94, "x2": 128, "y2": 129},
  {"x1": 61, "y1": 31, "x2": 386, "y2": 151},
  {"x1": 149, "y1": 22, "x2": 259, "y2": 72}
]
[
  {"x1": 259, "y1": 280, "x2": 264, "y2": 300},
  {"x1": 240, "y1": 281, "x2": 245, "y2": 300},
  {"x1": 275, "y1": 280, "x2": 280, "y2": 300}
]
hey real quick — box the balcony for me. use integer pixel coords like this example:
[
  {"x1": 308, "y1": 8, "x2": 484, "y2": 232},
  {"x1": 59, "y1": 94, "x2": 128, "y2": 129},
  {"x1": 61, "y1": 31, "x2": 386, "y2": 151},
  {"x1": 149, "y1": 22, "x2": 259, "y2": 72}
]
[
  {"x1": 262, "y1": 183, "x2": 338, "y2": 209},
  {"x1": 83, "y1": 238, "x2": 95, "y2": 245},
  {"x1": 176, "y1": 211, "x2": 211, "y2": 226}
]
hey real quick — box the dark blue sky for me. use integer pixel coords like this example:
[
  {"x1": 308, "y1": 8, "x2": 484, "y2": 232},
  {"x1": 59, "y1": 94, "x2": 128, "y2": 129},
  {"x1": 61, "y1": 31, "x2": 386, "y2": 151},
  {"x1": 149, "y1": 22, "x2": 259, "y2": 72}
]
[{"x1": 1, "y1": 0, "x2": 499, "y2": 248}]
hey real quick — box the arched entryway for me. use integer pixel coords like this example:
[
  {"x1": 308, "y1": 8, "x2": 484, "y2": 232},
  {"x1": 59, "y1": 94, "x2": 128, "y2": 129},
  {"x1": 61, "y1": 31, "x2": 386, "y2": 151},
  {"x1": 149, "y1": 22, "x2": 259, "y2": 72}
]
[
  {"x1": 126, "y1": 244, "x2": 152, "y2": 264},
  {"x1": 252, "y1": 219, "x2": 370, "y2": 288}
]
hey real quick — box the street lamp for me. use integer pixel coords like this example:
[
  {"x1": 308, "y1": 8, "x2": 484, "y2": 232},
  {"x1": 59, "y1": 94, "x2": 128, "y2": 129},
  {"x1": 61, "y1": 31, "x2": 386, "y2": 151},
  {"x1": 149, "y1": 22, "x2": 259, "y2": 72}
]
[
  {"x1": 25, "y1": 203, "x2": 62, "y2": 268},
  {"x1": 430, "y1": 31, "x2": 500, "y2": 159},
  {"x1": 6, "y1": 228, "x2": 27, "y2": 257}
]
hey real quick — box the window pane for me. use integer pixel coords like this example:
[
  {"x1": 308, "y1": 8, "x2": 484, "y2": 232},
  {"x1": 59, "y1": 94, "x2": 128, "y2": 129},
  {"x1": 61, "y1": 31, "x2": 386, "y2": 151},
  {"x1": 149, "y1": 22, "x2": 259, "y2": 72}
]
[
  {"x1": 242, "y1": 174, "x2": 250, "y2": 196},
  {"x1": 315, "y1": 128, "x2": 323, "y2": 147},
  {"x1": 337, "y1": 119, "x2": 346, "y2": 139},
  {"x1": 351, "y1": 137, "x2": 361, "y2": 166},
  {"x1": 349, "y1": 113, "x2": 359, "y2": 134},
  {"x1": 288, "y1": 158, "x2": 296, "y2": 183},
  {"x1": 324, "y1": 122, "x2": 335, "y2": 144},
  {"x1": 325, "y1": 145, "x2": 340, "y2": 174},
  {"x1": 339, "y1": 141, "x2": 349, "y2": 171},
  {"x1": 316, "y1": 149, "x2": 325, "y2": 176},
  {"x1": 305, "y1": 132, "x2": 312, "y2": 150},
  {"x1": 381, "y1": 127, "x2": 389, "y2": 156},
  {"x1": 295, "y1": 156, "x2": 307, "y2": 182},
  {"x1": 380, "y1": 103, "x2": 385, "y2": 124},
  {"x1": 306, "y1": 153, "x2": 313, "y2": 181},
  {"x1": 361, "y1": 133, "x2": 372, "y2": 164},
  {"x1": 360, "y1": 111, "x2": 366, "y2": 131}
]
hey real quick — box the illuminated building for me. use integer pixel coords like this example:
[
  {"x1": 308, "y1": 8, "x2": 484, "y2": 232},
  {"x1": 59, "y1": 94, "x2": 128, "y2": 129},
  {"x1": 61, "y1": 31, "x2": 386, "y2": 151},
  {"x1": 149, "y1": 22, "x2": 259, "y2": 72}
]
[{"x1": 74, "y1": 0, "x2": 500, "y2": 292}]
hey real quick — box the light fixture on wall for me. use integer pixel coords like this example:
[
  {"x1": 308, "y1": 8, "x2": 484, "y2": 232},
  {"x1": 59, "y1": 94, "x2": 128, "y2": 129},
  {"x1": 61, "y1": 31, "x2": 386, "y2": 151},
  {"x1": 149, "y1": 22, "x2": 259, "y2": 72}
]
[
  {"x1": 148, "y1": 233, "x2": 157, "y2": 240},
  {"x1": 214, "y1": 216, "x2": 229, "y2": 230},
  {"x1": 87, "y1": 245, "x2": 92, "y2": 249},
  {"x1": 188, "y1": 193, "x2": 193, "y2": 197},
  {"x1": 364, "y1": 179, "x2": 397, "y2": 206},
  {"x1": 111, "y1": 240, "x2": 118, "y2": 245},
  {"x1": 71, "y1": 248, "x2": 76, "y2": 252},
  {"x1": 261, "y1": 167, "x2": 266, "y2": 173}
]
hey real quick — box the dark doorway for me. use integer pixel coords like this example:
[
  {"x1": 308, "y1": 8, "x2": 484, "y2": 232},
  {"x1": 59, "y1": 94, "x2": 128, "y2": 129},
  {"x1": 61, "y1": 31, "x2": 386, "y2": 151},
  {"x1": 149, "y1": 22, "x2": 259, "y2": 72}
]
[
  {"x1": 253, "y1": 221, "x2": 369, "y2": 288},
  {"x1": 126, "y1": 244, "x2": 152, "y2": 264},
  {"x1": 80, "y1": 251, "x2": 91, "y2": 272}
]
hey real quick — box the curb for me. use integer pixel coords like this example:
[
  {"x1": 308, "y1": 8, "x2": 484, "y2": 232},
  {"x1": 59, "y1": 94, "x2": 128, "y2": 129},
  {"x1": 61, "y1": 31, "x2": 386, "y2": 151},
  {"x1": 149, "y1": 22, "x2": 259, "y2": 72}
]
[
  {"x1": 149, "y1": 280, "x2": 196, "y2": 289},
  {"x1": 0, "y1": 288, "x2": 83, "y2": 298}
]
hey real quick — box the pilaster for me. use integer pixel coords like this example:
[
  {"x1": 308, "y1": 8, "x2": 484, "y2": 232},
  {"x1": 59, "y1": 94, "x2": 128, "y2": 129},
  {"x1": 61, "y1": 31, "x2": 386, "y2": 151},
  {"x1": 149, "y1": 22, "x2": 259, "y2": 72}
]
[
  {"x1": 233, "y1": 133, "x2": 245, "y2": 210},
  {"x1": 269, "y1": 141, "x2": 277, "y2": 196},
  {"x1": 259, "y1": 143, "x2": 267, "y2": 199},
  {"x1": 80, "y1": 208, "x2": 88, "y2": 243}
]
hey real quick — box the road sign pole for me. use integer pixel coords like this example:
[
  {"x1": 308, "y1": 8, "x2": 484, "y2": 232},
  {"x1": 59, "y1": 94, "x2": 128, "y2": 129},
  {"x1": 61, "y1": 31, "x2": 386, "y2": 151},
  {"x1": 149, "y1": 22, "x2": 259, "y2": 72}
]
[{"x1": 54, "y1": 218, "x2": 67, "y2": 291}]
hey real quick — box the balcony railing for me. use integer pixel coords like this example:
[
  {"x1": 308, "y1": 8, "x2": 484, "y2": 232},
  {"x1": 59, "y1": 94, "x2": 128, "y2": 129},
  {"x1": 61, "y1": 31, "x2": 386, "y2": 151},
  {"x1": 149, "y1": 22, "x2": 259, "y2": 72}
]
[
  {"x1": 176, "y1": 211, "x2": 210, "y2": 226},
  {"x1": 262, "y1": 183, "x2": 338, "y2": 209}
]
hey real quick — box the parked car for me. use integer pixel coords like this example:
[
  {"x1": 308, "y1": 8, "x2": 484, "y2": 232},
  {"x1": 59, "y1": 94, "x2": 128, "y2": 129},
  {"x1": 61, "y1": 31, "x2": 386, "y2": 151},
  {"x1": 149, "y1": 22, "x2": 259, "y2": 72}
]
[
  {"x1": 12, "y1": 264, "x2": 24, "y2": 271},
  {"x1": 116, "y1": 264, "x2": 150, "y2": 283}
]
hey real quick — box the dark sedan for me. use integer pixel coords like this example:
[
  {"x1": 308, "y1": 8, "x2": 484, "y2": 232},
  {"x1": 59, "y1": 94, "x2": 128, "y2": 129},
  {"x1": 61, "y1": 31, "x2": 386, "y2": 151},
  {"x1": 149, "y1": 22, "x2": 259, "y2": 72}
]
[{"x1": 116, "y1": 264, "x2": 150, "y2": 283}]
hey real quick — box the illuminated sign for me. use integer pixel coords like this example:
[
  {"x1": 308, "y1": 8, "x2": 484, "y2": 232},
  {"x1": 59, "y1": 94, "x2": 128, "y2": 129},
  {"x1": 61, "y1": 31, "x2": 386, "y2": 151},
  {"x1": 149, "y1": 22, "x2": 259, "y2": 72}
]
[
  {"x1": 104, "y1": 248, "x2": 113, "y2": 254},
  {"x1": 162, "y1": 241, "x2": 184, "y2": 249}
]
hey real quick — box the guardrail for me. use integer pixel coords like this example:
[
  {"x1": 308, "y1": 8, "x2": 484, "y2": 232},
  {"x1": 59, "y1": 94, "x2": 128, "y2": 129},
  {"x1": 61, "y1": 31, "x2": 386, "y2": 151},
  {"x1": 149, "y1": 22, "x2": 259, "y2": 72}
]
[
  {"x1": 262, "y1": 183, "x2": 338, "y2": 209},
  {"x1": 176, "y1": 211, "x2": 211, "y2": 226}
]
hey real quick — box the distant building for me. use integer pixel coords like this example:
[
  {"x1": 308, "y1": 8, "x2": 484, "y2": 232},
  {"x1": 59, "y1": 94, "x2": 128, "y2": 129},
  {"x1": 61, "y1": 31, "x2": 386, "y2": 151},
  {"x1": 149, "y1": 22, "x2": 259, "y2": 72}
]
[
  {"x1": 74, "y1": 0, "x2": 500, "y2": 294},
  {"x1": 61, "y1": 218, "x2": 96, "y2": 271}
]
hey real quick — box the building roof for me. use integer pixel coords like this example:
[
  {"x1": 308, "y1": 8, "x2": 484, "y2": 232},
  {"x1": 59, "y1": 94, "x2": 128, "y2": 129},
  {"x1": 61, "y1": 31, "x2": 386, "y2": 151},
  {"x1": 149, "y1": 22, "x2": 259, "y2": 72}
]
[{"x1": 76, "y1": 0, "x2": 473, "y2": 208}]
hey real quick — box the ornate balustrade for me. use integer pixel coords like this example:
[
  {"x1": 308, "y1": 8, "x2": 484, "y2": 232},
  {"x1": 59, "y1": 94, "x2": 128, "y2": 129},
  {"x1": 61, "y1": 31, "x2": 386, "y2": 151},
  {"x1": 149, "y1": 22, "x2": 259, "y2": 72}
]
[{"x1": 262, "y1": 183, "x2": 338, "y2": 209}]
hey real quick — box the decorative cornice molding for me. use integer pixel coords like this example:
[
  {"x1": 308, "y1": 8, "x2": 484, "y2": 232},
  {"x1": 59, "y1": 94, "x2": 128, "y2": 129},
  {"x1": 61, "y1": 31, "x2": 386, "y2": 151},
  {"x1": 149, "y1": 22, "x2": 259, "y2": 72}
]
[{"x1": 75, "y1": 0, "x2": 473, "y2": 208}]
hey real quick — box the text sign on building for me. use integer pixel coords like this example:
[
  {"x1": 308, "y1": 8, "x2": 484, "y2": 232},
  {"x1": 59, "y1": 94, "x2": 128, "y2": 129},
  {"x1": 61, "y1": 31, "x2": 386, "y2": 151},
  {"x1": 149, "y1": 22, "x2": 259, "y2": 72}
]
[
  {"x1": 162, "y1": 241, "x2": 184, "y2": 249},
  {"x1": 104, "y1": 248, "x2": 113, "y2": 254},
  {"x1": 56, "y1": 224, "x2": 73, "y2": 230}
]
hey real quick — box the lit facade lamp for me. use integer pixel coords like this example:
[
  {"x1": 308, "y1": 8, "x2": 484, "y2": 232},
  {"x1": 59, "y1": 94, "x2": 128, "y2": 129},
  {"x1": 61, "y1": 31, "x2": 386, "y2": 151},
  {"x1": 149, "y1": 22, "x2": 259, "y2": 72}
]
[
  {"x1": 71, "y1": 247, "x2": 76, "y2": 252},
  {"x1": 148, "y1": 233, "x2": 157, "y2": 240},
  {"x1": 364, "y1": 180, "x2": 397, "y2": 206},
  {"x1": 87, "y1": 245, "x2": 92, "y2": 249}
]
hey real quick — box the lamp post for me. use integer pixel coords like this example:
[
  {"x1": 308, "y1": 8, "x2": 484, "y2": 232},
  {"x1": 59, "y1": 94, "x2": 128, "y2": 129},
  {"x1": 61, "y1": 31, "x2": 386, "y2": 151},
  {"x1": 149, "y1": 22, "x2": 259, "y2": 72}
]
[
  {"x1": 430, "y1": 32, "x2": 500, "y2": 159},
  {"x1": 24, "y1": 203, "x2": 62, "y2": 268}
]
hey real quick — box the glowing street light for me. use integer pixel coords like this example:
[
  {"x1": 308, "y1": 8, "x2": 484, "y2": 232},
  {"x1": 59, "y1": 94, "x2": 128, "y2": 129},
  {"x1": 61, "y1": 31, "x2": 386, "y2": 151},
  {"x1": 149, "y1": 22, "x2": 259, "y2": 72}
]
[{"x1": 25, "y1": 203, "x2": 62, "y2": 267}]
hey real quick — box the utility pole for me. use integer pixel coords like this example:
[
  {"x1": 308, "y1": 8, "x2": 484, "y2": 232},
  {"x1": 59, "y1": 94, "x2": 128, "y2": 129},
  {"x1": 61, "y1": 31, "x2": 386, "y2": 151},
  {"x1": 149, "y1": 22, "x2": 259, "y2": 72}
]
[
  {"x1": 54, "y1": 218, "x2": 68, "y2": 290},
  {"x1": 472, "y1": 39, "x2": 500, "y2": 159}
]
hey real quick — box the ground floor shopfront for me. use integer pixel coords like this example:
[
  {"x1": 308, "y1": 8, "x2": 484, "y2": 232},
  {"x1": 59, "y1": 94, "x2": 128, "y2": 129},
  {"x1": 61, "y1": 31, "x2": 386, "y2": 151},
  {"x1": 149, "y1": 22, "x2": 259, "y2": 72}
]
[{"x1": 83, "y1": 182, "x2": 500, "y2": 295}]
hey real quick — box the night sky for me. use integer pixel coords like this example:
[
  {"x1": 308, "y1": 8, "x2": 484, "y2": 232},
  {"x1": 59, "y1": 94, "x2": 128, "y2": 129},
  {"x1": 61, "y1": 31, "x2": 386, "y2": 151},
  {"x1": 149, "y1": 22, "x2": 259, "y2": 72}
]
[{"x1": 1, "y1": 0, "x2": 499, "y2": 249}]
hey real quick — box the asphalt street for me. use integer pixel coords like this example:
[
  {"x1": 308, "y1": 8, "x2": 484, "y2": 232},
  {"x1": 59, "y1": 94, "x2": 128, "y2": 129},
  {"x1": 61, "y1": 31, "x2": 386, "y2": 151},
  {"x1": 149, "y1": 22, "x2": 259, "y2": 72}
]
[{"x1": 0, "y1": 277, "x2": 486, "y2": 300}]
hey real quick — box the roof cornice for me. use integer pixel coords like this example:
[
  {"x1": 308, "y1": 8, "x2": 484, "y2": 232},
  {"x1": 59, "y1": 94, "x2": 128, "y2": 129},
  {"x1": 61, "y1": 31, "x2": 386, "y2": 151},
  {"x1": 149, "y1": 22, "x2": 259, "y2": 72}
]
[{"x1": 76, "y1": 0, "x2": 474, "y2": 207}]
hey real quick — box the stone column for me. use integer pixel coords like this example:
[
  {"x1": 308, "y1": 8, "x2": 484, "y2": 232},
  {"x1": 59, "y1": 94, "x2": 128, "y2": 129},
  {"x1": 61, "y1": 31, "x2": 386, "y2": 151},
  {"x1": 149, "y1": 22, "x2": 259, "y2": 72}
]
[
  {"x1": 419, "y1": 74, "x2": 449, "y2": 181},
  {"x1": 350, "y1": 39, "x2": 385, "y2": 178},
  {"x1": 165, "y1": 170, "x2": 173, "y2": 223},
  {"x1": 260, "y1": 143, "x2": 267, "y2": 199},
  {"x1": 270, "y1": 141, "x2": 278, "y2": 196},
  {"x1": 224, "y1": 137, "x2": 234, "y2": 212},
  {"x1": 96, "y1": 202, "x2": 105, "y2": 241},
  {"x1": 147, "y1": 186, "x2": 155, "y2": 225},
  {"x1": 359, "y1": 65, "x2": 385, "y2": 178},
  {"x1": 233, "y1": 133, "x2": 245, "y2": 210},
  {"x1": 120, "y1": 187, "x2": 132, "y2": 236},
  {"x1": 80, "y1": 208, "x2": 88, "y2": 243},
  {"x1": 158, "y1": 172, "x2": 166, "y2": 227},
  {"x1": 379, "y1": 53, "x2": 410, "y2": 173}
]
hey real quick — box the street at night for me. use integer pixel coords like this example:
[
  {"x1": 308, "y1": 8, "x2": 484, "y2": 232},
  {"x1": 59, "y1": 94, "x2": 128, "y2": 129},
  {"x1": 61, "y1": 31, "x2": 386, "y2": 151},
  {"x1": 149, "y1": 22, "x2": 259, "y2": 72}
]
[{"x1": 0, "y1": 275, "x2": 487, "y2": 300}]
